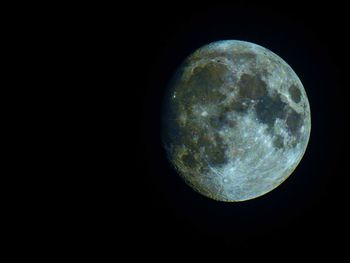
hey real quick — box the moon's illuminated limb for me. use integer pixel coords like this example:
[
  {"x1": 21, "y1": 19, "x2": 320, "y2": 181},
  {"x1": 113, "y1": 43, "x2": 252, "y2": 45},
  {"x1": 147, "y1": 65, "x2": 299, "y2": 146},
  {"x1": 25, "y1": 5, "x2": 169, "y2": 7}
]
[{"x1": 162, "y1": 40, "x2": 311, "y2": 202}]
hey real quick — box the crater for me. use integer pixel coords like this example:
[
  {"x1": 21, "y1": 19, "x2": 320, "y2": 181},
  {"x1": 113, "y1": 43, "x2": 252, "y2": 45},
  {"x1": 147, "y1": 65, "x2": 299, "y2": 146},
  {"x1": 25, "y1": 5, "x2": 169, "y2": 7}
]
[
  {"x1": 289, "y1": 84, "x2": 301, "y2": 103},
  {"x1": 209, "y1": 115, "x2": 223, "y2": 129},
  {"x1": 259, "y1": 68, "x2": 271, "y2": 78},
  {"x1": 234, "y1": 52, "x2": 257, "y2": 61},
  {"x1": 223, "y1": 98, "x2": 250, "y2": 114},
  {"x1": 273, "y1": 135, "x2": 284, "y2": 149}
]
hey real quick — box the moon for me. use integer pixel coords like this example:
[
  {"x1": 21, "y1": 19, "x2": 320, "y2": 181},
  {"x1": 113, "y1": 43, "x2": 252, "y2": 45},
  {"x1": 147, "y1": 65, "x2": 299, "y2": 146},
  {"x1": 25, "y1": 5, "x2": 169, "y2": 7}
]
[{"x1": 162, "y1": 40, "x2": 311, "y2": 202}]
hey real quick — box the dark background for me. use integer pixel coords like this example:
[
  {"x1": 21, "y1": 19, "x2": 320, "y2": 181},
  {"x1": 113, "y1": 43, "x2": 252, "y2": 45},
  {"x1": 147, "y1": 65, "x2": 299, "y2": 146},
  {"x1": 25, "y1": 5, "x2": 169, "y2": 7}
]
[{"x1": 121, "y1": 1, "x2": 348, "y2": 254}]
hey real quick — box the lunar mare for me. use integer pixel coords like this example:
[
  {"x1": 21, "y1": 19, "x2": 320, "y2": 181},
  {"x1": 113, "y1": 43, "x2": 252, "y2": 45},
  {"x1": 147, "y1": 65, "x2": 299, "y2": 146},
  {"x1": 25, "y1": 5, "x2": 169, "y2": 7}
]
[{"x1": 162, "y1": 40, "x2": 311, "y2": 202}]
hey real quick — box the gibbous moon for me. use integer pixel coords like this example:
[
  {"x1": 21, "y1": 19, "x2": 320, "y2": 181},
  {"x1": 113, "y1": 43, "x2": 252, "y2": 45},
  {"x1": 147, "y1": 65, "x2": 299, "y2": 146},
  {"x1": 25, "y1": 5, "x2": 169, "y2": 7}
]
[{"x1": 162, "y1": 40, "x2": 311, "y2": 202}]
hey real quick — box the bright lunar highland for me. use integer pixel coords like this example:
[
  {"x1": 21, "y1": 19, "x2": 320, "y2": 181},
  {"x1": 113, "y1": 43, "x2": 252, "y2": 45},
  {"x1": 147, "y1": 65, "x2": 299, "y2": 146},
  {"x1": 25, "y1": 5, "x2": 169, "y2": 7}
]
[{"x1": 162, "y1": 40, "x2": 311, "y2": 202}]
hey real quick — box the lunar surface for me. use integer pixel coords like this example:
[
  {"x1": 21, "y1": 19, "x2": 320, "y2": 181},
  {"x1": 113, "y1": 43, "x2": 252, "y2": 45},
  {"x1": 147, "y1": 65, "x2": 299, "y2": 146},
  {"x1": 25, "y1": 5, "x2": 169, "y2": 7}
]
[{"x1": 162, "y1": 40, "x2": 311, "y2": 202}]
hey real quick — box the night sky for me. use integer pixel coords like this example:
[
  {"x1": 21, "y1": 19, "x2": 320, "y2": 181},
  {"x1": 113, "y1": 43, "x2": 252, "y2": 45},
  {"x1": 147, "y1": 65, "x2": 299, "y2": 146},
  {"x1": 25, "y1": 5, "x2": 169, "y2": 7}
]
[{"x1": 121, "y1": 1, "x2": 349, "y2": 254}]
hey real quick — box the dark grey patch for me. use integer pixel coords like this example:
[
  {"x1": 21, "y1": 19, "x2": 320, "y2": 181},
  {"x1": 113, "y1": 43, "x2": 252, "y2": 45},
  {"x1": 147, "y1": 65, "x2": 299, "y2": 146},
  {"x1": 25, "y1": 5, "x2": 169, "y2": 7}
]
[
  {"x1": 238, "y1": 74, "x2": 268, "y2": 100},
  {"x1": 209, "y1": 113, "x2": 236, "y2": 130},
  {"x1": 273, "y1": 135, "x2": 284, "y2": 149},
  {"x1": 209, "y1": 115, "x2": 223, "y2": 129},
  {"x1": 182, "y1": 153, "x2": 196, "y2": 167},
  {"x1": 286, "y1": 109, "x2": 303, "y2": 137},
  {"x1": 290, "y1": 139, "x2": 298, "y2": 148},
  {"x1": 226, "y1": 119, "x2": 236, "y2": 128},
  {"x1": 255, "y1": 93, "x2": 287, "y2": 129},
  {"x1": 184, "y1": 62, "x2": 227, "y2": 104},
  {"x1": 289, "y1": 84, "x2": 301, "y2": 103}
]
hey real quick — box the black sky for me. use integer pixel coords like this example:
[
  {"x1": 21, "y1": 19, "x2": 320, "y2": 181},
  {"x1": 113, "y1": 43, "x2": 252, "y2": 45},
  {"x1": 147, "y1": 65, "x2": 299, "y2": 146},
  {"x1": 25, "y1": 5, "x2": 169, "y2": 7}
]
[{"x1": 121, "y1": 1, "x2": 349, "y2": 255}]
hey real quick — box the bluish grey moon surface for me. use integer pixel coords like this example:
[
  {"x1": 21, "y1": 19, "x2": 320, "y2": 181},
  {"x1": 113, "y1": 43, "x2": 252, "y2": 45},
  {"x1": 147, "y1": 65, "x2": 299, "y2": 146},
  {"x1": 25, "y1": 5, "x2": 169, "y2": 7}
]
[{"x1": 162, "y1": 40, "x2": 311, "y2": 202}]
